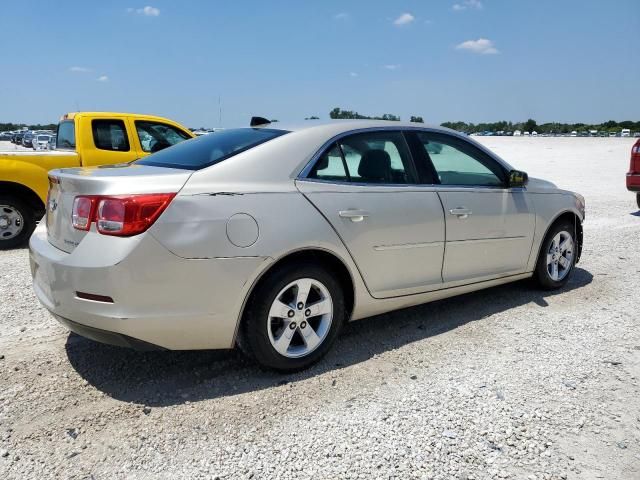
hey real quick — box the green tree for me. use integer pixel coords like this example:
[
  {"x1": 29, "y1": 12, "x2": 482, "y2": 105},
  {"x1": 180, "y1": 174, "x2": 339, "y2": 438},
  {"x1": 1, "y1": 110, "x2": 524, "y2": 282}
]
[
  {"x1": 410, "y1": 116, "x2": 424, "y2": 123},
  {"x1": 523, "y1": 118, "x2": 538, "y2": 132}
]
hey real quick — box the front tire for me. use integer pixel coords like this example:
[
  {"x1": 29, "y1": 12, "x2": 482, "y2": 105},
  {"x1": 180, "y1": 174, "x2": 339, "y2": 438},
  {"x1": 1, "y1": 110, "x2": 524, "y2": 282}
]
[
  {"x1": 239, "y1": 263, "x2": 346, "y2": 372},
  {"x1": 534, "y1": 220, "x2": 577, "y2": 290},
  {"x1": 0, "y1": 196, "x2": 36, "y2": 250}
]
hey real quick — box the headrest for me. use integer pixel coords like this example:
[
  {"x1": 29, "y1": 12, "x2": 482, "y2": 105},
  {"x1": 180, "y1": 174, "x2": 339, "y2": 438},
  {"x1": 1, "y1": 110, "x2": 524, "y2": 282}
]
[{"x1": 358, "y1": 149, "x2": 391, "y2": 181}]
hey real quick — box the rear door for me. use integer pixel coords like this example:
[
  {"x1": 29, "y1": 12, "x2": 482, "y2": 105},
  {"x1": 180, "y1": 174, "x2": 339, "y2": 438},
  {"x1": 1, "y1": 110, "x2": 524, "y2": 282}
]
[
  {"x1": 411, "y1": 131, "x2": 535, "y2": 284},
  {"x1": 296, "y1": 130, "x2": 445, "y2": 298}
]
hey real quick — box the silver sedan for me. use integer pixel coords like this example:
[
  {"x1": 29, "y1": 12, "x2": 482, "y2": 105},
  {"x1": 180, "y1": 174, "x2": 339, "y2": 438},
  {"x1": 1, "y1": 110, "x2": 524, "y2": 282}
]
[{"x1": 30, "y1": 120, "x2": 585, "y2": 371}]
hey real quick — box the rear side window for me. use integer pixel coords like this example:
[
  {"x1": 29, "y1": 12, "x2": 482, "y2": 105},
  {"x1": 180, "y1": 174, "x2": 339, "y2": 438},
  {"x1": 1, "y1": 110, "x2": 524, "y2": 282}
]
[
  {"x1": 56, "y1": 121, "x2": 75, "y2": 150},
  {"x1": 308, "y1": 131, "x2": 416, "y2": 184},
  {"x1": 137, "y1": 128, "x2": 288, "y2": 170},
  {"x1": 308, "y1": 144, "x2": 349, "y2": 181},
  {"x1": 92, "y1": 119, "x2": 130, "y2": 152},
  {"x1": 135, "y1": 121, "x2": 191, "y2": 153}
]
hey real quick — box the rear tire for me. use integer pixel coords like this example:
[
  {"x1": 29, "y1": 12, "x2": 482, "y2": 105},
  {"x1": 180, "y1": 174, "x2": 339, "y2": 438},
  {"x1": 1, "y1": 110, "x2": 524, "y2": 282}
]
[
  {"x1": 534, "y1": 220, "x2": 577, "y2": 290},
  {"x1": 0, "y1": 196, "x2": 36, "y2": 250},
  {"x1": 238, "y1": 263, "x2": 345, "y2": 372}
]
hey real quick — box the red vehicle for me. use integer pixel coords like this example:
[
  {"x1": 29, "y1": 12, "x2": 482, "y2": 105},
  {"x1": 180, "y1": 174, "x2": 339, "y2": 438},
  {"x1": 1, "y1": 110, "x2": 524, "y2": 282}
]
[{"x1": 628, "y1": 138, "x2": 640, "y2": 209}]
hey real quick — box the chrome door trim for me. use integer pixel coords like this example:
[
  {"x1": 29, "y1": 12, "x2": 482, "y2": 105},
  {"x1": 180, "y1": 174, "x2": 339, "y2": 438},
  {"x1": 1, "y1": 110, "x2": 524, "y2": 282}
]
[
  {"x1": 446, "y1": 236, "x2": 527, "y2": 245},
  {"x1": 373, "y1": 241, "x2": 444, "y2": 251}
]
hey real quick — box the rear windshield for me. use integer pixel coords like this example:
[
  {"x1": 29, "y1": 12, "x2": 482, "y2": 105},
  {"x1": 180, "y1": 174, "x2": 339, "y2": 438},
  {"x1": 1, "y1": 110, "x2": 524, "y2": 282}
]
[
  {"x1": 56, "y1": 121, "x2": 76, "y2": 150},
  {"x1": 136, "y1": 128, "x2": 288, "y2": 170}
]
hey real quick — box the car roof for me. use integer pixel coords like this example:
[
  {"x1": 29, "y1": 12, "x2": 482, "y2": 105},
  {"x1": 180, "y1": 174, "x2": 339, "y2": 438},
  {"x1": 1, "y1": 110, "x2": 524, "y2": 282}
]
[{"x1": 264, "y1": 119, "x2": 456, "y2": 136}]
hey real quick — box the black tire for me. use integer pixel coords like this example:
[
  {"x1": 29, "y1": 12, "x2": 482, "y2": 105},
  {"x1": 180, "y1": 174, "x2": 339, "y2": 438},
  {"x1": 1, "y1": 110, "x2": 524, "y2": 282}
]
[
  {"x1": 636, "y1": 193, "x2": 640, "y2": 210},
  {"x1": 0, "y1": 196, "x2": 36, "y2": 250},
  {"x1": 238, "y1": 262, "x2": 346, "y2": 372},
  {"x1": 534, "y1": 220, "x2": 577, "y2": 290}
]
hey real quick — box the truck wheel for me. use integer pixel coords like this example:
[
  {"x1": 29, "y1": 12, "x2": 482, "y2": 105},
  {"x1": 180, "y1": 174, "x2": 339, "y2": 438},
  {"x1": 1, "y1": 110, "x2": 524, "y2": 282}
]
[{"x1": 0, "y1": 196, "x2": 36, "y2": 250}]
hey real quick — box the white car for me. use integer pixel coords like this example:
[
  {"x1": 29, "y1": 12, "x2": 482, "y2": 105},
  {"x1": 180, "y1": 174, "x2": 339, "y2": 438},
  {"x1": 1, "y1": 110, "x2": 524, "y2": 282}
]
[
  {"x1": 32, "y1": 134, "x2": 52, "y2": 150},
  {"x1": 30, "y1": 119, "x2": 585, "y2": 371}
]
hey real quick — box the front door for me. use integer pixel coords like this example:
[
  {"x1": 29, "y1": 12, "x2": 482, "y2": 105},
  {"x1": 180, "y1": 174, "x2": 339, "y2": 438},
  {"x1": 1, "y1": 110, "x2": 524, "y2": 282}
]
[
  {"x1": 296, "y1": 130, "x2": 445, "y2": 298},
  {"x1": 412, "y1": 131, "x2": 535, "y2": 284}
]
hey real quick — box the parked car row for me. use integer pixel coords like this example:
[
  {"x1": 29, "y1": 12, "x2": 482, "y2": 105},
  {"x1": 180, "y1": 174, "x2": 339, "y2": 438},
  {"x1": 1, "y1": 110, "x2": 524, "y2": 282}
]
[
  {"x1": 470, "y1": 130, "x2": 639, "y2": 137},
  {"x1": 1, "y1": 129, "x2": 57, "y2": 149}
]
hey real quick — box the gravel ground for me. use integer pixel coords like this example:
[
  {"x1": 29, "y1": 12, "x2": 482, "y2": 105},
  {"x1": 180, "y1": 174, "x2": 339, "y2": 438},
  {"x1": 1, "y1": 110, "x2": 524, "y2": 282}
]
[
  {"x1": 0, "y1": 140, "x2": 36, "y2": 152},
  {"x1": 1, "y1": 137, "x2": 638, "y2": 479}
]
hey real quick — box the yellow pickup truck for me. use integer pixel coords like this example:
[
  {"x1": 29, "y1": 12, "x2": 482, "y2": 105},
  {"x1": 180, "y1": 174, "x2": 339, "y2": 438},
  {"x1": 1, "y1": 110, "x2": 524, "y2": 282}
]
[{"x1": 0, "y1": 112, "x2": 194, "y2": 249}]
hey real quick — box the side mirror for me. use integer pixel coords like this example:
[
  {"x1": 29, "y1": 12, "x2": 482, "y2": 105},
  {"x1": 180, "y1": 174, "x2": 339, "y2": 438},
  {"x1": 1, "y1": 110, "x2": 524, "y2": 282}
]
[{"x1": 508, "y1": 170, "x2": 528, "y2": 188}]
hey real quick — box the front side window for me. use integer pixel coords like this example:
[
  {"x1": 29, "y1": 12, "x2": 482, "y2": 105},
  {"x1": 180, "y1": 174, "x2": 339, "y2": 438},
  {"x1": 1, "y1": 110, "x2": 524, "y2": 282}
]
[
  {"x1": 135, "y1": 121, "x2": 191, "y2": 153},
  {"x1": 416, "y1": 132, "x2": 505, "y2": 187},
  {"x1": 136, "y1": 128, "x2": 288, "y2": 170},
  {"x1": 308, "y1": 131, "x2": 416, "y2": 184},
  {"x1": 91, "y1": 119, "x2": 130, "y2": 152},
  {"x1": 56, "y1": 121, "x2": 75, "y2": 150}
]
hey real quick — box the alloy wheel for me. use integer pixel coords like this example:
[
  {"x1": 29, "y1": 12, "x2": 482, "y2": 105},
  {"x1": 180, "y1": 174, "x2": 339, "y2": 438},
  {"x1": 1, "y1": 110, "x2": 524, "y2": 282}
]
[
  {"x1": 266, "y1": 278, "x2": 333, "y2": 358},
  {"x1": 546, "y1": 230, "x2": 574, "y2": 281}
]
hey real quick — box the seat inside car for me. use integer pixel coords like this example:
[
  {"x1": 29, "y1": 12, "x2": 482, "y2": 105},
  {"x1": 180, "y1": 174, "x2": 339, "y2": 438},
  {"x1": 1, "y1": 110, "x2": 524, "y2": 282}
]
[{"x1": 357, "y1": 149, "x2": 392, "y2": 183}]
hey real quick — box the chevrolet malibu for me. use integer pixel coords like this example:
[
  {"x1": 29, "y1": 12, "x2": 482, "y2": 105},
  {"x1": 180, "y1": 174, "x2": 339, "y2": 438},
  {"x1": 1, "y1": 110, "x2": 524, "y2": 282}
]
[{"x1": 30, "y1": 120, "x2": 585, "y2": 371}]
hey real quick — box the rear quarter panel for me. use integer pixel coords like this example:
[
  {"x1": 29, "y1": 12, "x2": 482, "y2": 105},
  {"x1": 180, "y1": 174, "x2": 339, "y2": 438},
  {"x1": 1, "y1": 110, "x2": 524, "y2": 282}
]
[{"x1": 149, "y1": 189, "x2": 372, "y2": 319}]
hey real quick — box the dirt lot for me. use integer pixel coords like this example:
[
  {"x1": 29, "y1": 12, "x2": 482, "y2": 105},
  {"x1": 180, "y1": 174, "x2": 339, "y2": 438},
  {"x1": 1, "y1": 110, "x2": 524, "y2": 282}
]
[{"x1": 1, "y1": 137, "x2": 638, "y2": 479}]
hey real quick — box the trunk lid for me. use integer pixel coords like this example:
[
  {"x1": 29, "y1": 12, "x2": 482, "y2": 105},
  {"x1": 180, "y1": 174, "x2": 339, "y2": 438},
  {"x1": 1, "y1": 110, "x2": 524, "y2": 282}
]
[{"x1": 46, "y1": 164, "x2": 193, "y2": 253}]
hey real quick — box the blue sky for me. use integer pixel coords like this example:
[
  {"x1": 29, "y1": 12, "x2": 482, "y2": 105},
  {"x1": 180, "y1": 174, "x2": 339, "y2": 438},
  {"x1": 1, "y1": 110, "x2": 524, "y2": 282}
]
[{"x1": 1, "y1": 0, "x2": 638, "y2": 127}]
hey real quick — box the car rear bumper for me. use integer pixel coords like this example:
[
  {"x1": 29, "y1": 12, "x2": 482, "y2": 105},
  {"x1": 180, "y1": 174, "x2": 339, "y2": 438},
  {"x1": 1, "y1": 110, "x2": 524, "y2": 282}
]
[
  {"x1": 627, "y1": 173, "x2": 640, "y2": 192},
  {"x1": 29, "y1": 224, "x2": 269, "y2": 350},
  {"x1": 54, "y1": 314, "x2": 167, "y2": 350}
]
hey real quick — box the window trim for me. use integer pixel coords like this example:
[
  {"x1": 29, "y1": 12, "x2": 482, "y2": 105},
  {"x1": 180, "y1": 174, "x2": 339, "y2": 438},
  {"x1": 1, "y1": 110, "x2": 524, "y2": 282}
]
[
  {"x1": 91, "y1": 119, "x2": 131, "y2": 152},
  {"x1": 299, "y1": 126, "x2": 514, "y2": 190},
  {"x1": 302, "y1": 128, "x2": 420, "y2": 186}
]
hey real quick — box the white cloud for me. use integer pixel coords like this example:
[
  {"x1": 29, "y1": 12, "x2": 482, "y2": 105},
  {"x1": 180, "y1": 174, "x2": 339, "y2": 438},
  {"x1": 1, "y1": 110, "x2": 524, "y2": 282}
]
[
  {"x1": 393, "y1": 13, "x2": 415, "y2": 26},
  {"x1": 97, "y1": 75, "x2": 109, "y2": 82},
  {"x1": 128, "y1": 6, "x2": 160, "y2": 16},
  {"x1": 69, "y1": 66, "x2": 91, "y2": 73},
  {"x1": 334, "y1": 12, "x2": 349, "y2": 20},
  {"x1": 453, "y1": 0, "x2": 482, "y2": 11},
  {"x1": 349, "y1": 72, "x2": 358, "y2": 77},
  {"x1": 384, "y1": 64, "x2": 400, "y2": 70},
  {"x1": 456, "y1": 38, "x2": 499, "y2": 54}
]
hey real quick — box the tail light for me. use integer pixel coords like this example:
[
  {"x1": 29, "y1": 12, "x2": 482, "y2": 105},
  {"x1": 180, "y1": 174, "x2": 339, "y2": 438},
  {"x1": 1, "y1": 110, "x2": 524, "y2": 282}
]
[
  {"x1": 72, "y1": 193, "x2": 176, "y2": 236},
  {"x1": 631, "y1": 140, "x2": 640, "y2": 173}
]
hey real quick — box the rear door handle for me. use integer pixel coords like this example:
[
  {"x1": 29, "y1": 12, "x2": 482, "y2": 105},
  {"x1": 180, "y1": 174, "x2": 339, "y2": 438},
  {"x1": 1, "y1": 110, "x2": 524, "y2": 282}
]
[
  {"x1": 339, "y1": 209, "x2": 369, "y2": 223},
  {"x1": 449, "y1": 207, "x2": 472, "y2": 219}
]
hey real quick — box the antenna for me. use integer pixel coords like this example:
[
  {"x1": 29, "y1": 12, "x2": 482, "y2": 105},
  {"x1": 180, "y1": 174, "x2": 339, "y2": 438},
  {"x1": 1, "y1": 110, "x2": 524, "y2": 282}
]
[{"x1": 218, "y1": 96, "x2": 222, "y2": 127}]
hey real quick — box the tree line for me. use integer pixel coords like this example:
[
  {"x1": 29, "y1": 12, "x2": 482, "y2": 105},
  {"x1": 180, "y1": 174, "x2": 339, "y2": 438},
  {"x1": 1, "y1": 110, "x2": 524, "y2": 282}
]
[
  {"x1": 440, "y1": 119, "x2": 640, "y2": 134},
  {"x1": 328, "y1": 108, "x2": 423, "y2": 123},
  {"x1": 0, "y1": 122, "x2": 57, "y2": 132}
]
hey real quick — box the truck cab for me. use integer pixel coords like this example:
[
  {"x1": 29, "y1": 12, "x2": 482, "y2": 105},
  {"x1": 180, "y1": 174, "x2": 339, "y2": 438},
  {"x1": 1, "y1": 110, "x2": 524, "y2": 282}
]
[{"x1": 0, "y1": 112, "x2": 194, "y2": 249}]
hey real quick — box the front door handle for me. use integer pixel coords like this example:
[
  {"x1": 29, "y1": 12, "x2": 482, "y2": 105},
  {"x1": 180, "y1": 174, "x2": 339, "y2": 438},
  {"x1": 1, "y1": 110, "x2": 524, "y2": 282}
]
[
  {"x1": 339, "y1": 209, "x2": 369, "y2": 223},
  {"x1": 449, "y1": 207, "x2": 472, "y2": 219}
]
